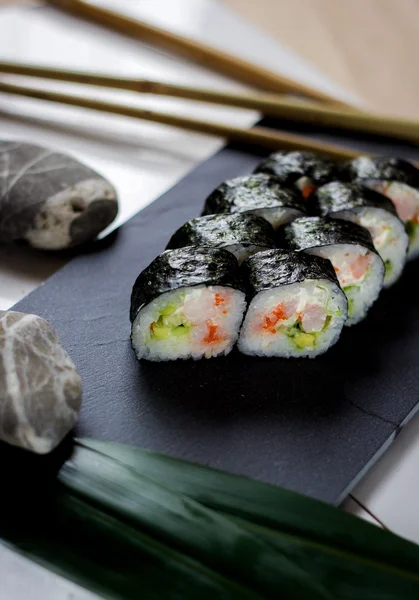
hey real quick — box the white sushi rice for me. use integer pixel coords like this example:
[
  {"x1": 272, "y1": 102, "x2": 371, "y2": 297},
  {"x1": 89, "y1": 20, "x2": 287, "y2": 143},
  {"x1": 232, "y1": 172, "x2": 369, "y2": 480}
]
[
  {"x1": 224, "y1": 243, "x2": 270, "y2": 264},
  {"x1": 250, "y1": 206, "x2": 304, "y2": 230},
  {"x1": 131, "y1": 285, "x2": 246, "y2": 361},
  {"x1": 238, "y1": 279, "x2": 347, "y2": 359},
  {"x1": 307, "y1": 244, "x2": 385, "y2": 326},
  {"x1": 365, "y1": 180, "x2": 419, "y2": 260},
  {"x1": 332, "y1": 207, "x2": 408, "y2": 287}
]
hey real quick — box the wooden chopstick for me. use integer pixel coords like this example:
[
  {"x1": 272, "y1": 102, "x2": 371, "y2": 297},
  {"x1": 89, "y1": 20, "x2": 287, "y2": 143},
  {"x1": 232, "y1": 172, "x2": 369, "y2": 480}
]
[
  {"x1": 1, "y1": 61, "x2": 419, "y2": 143},
  {"x1": 46, "y1": 0, "x2": 351, "y2": 108},
  {"x1": 0, "y1": 80, "x2": 360, "y2": 161}
]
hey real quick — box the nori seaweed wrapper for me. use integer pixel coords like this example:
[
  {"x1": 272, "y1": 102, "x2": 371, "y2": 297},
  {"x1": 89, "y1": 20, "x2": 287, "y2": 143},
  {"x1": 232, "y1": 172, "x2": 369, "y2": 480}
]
[
  {"x1": 278, "y1": 216, "x2": 377, "y2": 255},
  {"x1": 202, "y1": 174, "x2": 306, "y2": 216},
  {"x1": 166, "y1": 213, "x2": 276, "y2": 252},
  {"x1": 130, "y1": 246, "x2": 244, "y2": 322},
  {"x1": 339, "y1": 156, "x2": 419, "y2": 187},
  {"x1": 310, "y1": 181, "x2": 398, "y2": 218},
  {"x1": 254, "y1": 151, "x2": 337, "y2": 186},
  {"x1": 241, "y1": 249, "x2": 340, "y2": 300}
]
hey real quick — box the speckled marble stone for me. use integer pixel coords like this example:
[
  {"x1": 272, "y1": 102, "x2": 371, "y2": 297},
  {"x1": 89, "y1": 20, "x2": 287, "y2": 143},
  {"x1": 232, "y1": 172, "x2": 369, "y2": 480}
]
[
  {"x1": 0, "y1": 141, "x2": 118, "y2": 250},
  {"x1": 0, "y1": 311, "x2": 82, "y2": 454}
]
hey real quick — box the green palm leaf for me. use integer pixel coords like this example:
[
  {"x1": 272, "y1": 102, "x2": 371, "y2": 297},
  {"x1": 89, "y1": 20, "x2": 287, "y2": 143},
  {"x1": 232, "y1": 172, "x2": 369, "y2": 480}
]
[
  {"x1": 80, "y1": 438, "x2": 419, "y2": 598},
  {"x1": 2, "y1": 437, "x2": 419, "y2": 599},
  {"x1": 1, "y1": 490, "x2": 262, "y2": 600},
  {"x1": 60, "y1": 445, "x2": 330, "y2": 599}
]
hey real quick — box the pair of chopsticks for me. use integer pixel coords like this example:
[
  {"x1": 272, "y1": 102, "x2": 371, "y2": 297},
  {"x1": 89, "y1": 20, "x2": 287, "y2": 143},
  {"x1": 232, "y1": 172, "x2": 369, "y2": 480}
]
[
  {"x1": 2, "y1": 62, "x2": 418, "y2": 161},
  {"x1": 0, "y1": 0, "x2": 417, "y2": 160},
  {"x1": 2, "y1": 60, "x2": 419, "y2": 144},
  {"x1": 0, "y1": 64, "x2": 358, "y2": 161},
  {"x1": 45, "y1": 0, "x2": 348, "y2": 107}
]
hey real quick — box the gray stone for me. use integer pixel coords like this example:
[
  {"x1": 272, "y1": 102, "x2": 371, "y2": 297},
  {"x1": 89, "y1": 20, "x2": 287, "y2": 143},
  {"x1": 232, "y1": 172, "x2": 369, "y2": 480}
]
[
  {"x1": 0, "y1": 311, "x2": 82, "y2": 453},
  {"x1": 0, "y1": 141, "x2": 118, "y2": 250}
]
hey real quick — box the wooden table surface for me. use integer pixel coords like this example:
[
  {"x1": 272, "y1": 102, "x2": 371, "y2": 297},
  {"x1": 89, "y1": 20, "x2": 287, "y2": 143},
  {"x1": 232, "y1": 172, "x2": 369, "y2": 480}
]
[{"x1": 225, "y1": 0, "x2": 419, "y2": 119}]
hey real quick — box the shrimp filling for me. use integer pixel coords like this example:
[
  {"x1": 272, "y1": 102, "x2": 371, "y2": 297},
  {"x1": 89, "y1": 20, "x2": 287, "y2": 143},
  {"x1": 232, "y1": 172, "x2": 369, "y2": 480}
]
[
  {"x1": 309, "y1": 244, "x2": 384, "y2": 326},
  {"x1": 238, "y1": 280, "x2": 347, "y2": 358},
  {"x1": 365, "y1": 180, "x2": 419, "y2": 258},
  {"x1": 295, "y1": 176, "x2": 317, "y2": 199},
  {"x1": 332, "y1": 207, "x2": 408, "y2": 287},
  {"x1": 132, "y1": 285, "x2": 246, "y2": 361},
  {"x1": 259, "y1": 291, "x2": 334, "y2": 350},
  {"x1": 148, "y1": 288, "x2": 231, "y2": 345}
]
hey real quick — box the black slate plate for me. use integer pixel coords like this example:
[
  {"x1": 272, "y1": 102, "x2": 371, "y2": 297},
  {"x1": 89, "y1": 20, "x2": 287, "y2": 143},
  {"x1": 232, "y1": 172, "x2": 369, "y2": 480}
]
[{"x1": 12, "y1": 120, "x2": 419, "y2": 504}]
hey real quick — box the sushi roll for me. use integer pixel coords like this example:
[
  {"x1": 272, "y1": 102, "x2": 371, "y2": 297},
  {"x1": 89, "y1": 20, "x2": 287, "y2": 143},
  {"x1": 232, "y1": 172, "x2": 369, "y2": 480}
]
[
  {"x1": 254, "y1": 151, "x2": 337, "y2": 199},
  {"x1": 202, "y1": 174, "x2": 306, "y2": 229},
  {"x1": 130, "y1": 247, "x2": 247, "y2": 361},
  {"x1": 238, "y1": 250, "x2": 347, "y2": 358},
  {"x1": 167, "y1": 213, "x2": 276, "y2": 264},
  {"x1": 310, "y1": 181, "x2": 408, "y2": 288},
  {"x1": 279, "y1": 217, "x2": 385, "y2": 326},
  {"x1": 339, "y1": 156, "x2": 419, "y2": 259}
]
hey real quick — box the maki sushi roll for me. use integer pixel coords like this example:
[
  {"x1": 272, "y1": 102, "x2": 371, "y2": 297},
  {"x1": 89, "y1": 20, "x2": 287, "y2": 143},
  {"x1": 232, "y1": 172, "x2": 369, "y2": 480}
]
[
  {"x1": 238, "y1": 250, "x2": 347, "y2": 358},
  {"x1": 254, "y1": 151, "x2": 337, "y2": 199},
  {"x1": 310, "y1": 181, "x2": 408, "y2": 288},
  {"x1": 167, "y1": 213, "x2": 276, "y2": 264},
  {"x1": 130, "y1": 247, "x2": 247, "y2": 361},
  {"x1": 202, "y1": 174, "x2": 306, "y2": 229},
  {"x1": 279, "y1": 217, "x2": 385, "y2": 326},
  {"x1": 339, "y1": 156, "x2": 419, "y2": 259}
]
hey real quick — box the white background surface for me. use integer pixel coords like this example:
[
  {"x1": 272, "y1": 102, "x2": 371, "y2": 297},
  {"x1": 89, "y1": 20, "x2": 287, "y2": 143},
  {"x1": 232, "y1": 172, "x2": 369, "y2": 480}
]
[{"x1": 0, "y1": 1, "x2": 417, "y2": 597}]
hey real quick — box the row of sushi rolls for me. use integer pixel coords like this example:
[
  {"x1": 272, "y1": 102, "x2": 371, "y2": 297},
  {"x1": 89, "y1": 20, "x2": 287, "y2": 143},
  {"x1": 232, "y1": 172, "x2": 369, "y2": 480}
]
[{"x1": 130, "y1": 152, "x2": 419, "y2": 361}]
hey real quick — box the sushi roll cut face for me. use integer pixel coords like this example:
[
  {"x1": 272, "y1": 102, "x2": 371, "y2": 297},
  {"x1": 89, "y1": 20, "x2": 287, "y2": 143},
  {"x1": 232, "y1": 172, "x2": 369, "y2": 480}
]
[
  {"x1": 280, "y1": 217, "x2": 385, "y2": 326},
  {"x1": 130, "y1": 247, "x2": 246, "y2": 361},
  {"x1": 254, "y1": 151, "x2": 337, "y2": 199},
  {"x1": 339, "y1": 156, "x2": 419, "y2": 259},
  {"x1": 202, "y1": 174, "x2": 306, "y2": 229},
  {"x1": 167, "y1": 213, "x2": 276, "y2": 264},
  {"x1": 238, "y1": 250, "x2": 347, "y2": 358},
  {"x1": 311, "y1": 182, "x2": 408, "y2": 288}
]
